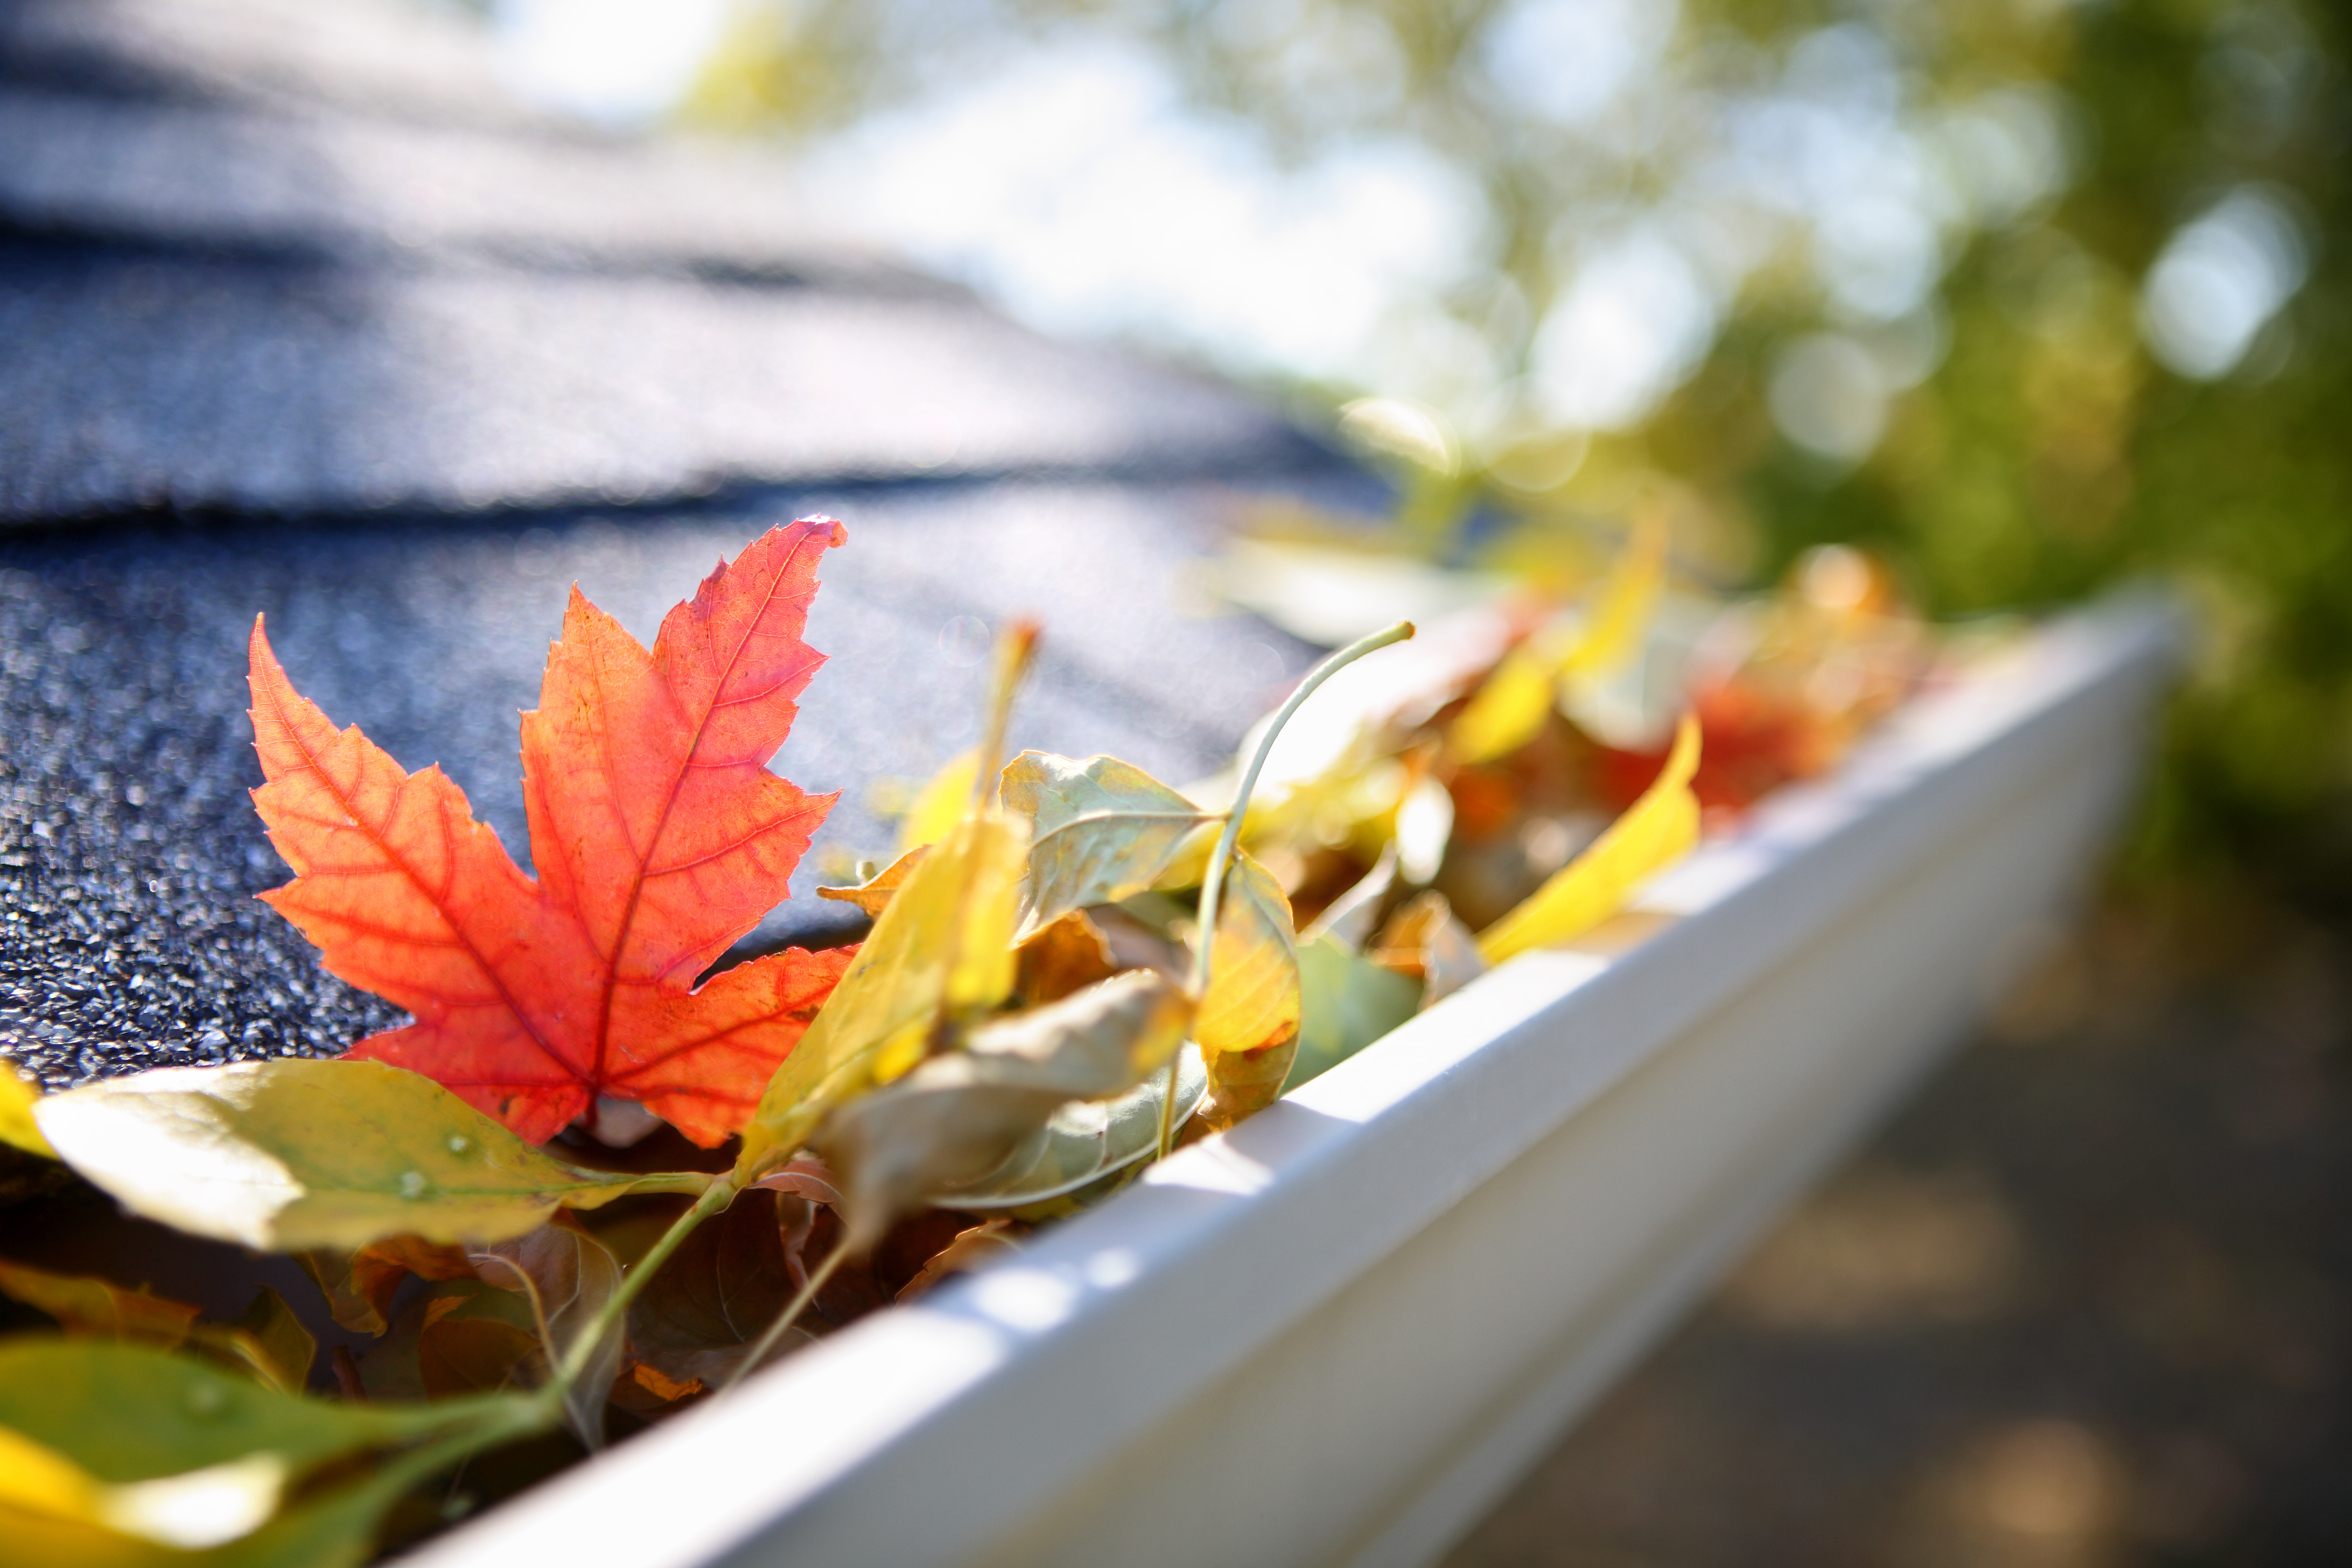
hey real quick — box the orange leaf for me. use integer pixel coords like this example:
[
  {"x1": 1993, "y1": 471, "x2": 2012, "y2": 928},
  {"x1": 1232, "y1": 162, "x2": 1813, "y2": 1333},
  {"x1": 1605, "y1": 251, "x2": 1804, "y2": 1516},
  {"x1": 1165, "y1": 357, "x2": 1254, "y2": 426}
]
[{"x1": 248, "y1": 519, "x2": 857, "y2": 1145}]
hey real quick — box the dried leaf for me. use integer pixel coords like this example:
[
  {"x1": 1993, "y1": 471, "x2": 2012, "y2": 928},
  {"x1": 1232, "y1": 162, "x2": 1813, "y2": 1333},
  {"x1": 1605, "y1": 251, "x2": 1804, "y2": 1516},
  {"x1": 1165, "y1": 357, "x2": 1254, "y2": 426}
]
[
  {"x1": 1285, "y1": 935, "x2": 1424, "y2": 1091},
  {"x1": 1300, "y1": 844, "x2": 1397, "y2": 951},
  {"x1": 195, "y1": 1289, "x2": 319, "y2": 1397},
  {"x1": 302, "y1": 1235, "x2": 479, "y2": 1337},
  {"x1": 1193, "y1": 850, "x2": 1301, "y2": 1131},
  {"x1": 818, "y1": 970, "x2": 1194, "y2": 1246},
  {"x1": 416, "y1": 1316, "x2": 539, "y2": 1402},
  {"x1": 468, "y1": 1221, "x2": 624, "y2": 1447},
  {"x1": 1479, "y1": 712, "x2": 1701, "y2": 964},
  {"x1": 0, "y1": 1258, "x2": 202, "y2": 1345},
  {"x1": 735, "y1": 811, "x2": 1029, "y2": 1183},
  {"x1": 34, "y1": 1059, "x2": 712, "y2": 1252},
  {"x1": 0, "y1": 1059, "x2": 55, "y2": 1159},
  {"x1": 816, "y1": 844, "x2": 928, "y2": 917},
  {"x1": 1370, "y1": 890, "x2": 1488, "y2": 1006},
  {"x1": 1015, "y1": 908, "x2": 1120, "y2": 1005},
  {"x1": 249, "y1": 519, "x2": 851, "y2": 1146},
  {"x1": 1000, "y1": 752, "x2": 1215, "y2": 937},
  {"x1": 895, "y1": 1219, "x2": 1023, "y2": 1302},
  {"x1": 626, "y1": 1191, "x2": 797, "y2": 1388},
  {"x1": 947, "y1": 1042, "x2": 1207, "y2": 1209}
]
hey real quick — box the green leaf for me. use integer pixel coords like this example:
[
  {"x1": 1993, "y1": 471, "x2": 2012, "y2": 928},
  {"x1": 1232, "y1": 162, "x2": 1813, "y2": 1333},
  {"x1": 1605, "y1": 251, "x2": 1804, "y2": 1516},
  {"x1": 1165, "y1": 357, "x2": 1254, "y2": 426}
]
[
  {"x1": 1284, "y1": 935, "x2": 1424, "y2": 1091},
  {"x1": 736, "y1": 811, "x2": 1030, "y2": 1182},
  {"x1": 1001, "y1": 752, "x2": 1214, "y2": 939},
  {"x1": 947, "y1": 1044, "x2": 1208, "y2": 1210},
  {"x1": 817, "y1": 970, "x2": 1193, "y2": 1245},
  {"x1": 0, "y1": 1338, "x2": 541, "y2": 1566},
  {"x1": 34, "y1": 1060, "x2": 710, "y2": 1252}
]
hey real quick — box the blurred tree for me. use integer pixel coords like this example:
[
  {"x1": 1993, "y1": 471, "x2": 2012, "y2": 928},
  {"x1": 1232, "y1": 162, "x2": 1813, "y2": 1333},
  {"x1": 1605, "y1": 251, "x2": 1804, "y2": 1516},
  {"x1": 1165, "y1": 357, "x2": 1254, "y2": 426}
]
[{"x1": 690, "y1": 0, "x2": 2350, "y2": 901}]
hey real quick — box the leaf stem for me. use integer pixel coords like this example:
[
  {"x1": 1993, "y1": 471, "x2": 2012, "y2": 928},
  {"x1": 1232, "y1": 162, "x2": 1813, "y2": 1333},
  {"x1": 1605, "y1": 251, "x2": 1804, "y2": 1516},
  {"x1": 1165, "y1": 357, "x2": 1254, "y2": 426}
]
[
  {"x1": 548, "y1": 1178, "x2": 734, "y2": 1396},
  {"x1": 1157, "y1": 619, "x2": 1416, "y2": 1158},
  {"x1": 720, "y1": 1242, "x2": 851, "y2": 1395}
]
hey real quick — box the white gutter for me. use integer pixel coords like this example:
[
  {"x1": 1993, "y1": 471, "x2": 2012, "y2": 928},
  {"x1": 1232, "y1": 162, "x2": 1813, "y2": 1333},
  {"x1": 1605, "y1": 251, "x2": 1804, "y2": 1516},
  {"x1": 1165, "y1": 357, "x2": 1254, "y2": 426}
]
[{"x1": 416, "y1": 592, "x2": 2180, "y2": 1568}]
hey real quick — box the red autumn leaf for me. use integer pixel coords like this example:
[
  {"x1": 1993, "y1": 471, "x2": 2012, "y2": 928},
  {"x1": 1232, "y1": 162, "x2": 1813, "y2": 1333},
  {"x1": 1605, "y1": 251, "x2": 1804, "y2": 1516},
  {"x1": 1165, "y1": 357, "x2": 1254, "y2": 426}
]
[{"x1": 247, "y1": 518, "x2": 857, "y2": 1146}]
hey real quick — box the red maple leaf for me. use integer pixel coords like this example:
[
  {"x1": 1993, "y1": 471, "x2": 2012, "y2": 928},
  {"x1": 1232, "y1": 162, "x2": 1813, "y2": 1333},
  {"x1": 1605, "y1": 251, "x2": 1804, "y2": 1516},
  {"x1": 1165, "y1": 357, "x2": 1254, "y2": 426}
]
[{"x1": 246, "y1": 519, "x2": 856, "y2": 1146}]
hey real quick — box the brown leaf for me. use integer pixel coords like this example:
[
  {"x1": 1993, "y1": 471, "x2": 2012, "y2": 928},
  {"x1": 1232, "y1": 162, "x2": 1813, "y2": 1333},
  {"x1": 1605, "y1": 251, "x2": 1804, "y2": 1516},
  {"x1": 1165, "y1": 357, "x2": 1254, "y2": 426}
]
[
  {"x1": 895, "y1": 1219, "x2": 1025, "y2": 1303},
  {"x1": 302, "y1": 1235, "x2": 479, "y2": 1336},
  {"x1": 0, "y1": 1256, "x2": 200, "y2": 1345},
  {"x1": 626, "y1": 1191, "x2": 797, "y2": 1389},
  {"x1": 1370, "y1": 890, "x2": 1488, "y2": 1006},
  {"x1": 417, "y1": 1315, "x2": 540, "y2": 1401},
  {"x1": 1014, "y1": 909, "x2": 1119, "y2": 1005},
  {"x1": 470, "y1": 1220, "x2": 624, "y2": 1448}
]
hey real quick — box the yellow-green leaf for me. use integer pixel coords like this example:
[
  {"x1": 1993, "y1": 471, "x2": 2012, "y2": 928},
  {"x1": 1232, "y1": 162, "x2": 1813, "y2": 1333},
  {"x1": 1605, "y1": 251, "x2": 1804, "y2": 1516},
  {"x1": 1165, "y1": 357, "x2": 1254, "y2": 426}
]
[
  {"x1": 1283, "y1": 935, "x2": 1422, "y2": 1092},
  {"x1": 1000, "y1": 751, "x2": 1215, "y2": 937},
  {"x1": 818, "y1": 970, "x2": 1192, "y2": 1245},
  {"x1": 949, "y1": 1044, "x2": 1208, "y2": 1210},
  {"x1": 897, "y1": 748, "x2": 979, "y2": 853},
  {"x1": 1478, "y1": 711, "x2": 1700, "y2": 964},
  {"x1": 1194, "y1": 850, "x2": 1302, "y2": 1131},
  {"x1": 0, "y1": 1338, "x2": 536, "y2": 1567},
  {"x1": 0, "y1": 1059, "x2": 56, "y2": 1159},
  {"x1": 736, "y1": 811, "x2": 1030, "y2": 1182},
  {"x1": 33, "y1": 1060, "x2": 709, "y2": 1253}
]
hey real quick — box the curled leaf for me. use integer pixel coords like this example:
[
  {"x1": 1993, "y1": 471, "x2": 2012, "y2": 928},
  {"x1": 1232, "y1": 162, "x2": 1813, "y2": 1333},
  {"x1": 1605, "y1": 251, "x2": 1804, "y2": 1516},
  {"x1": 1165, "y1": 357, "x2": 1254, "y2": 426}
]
[
  {"x1": 1370, "y1": 890, "x2": 1488, "y2": 1007},
  {"x1": 736, "y1": 811, "x2": 1030, "y2": 1183},
  {"x1": 34, "y1": 1059, "x2": 712, "y2": 1252},
  {"x1": 1193, "y1": 850, "x2": 1301, "y2": 1132},
  {"x1": 895, "y1": 1219, "x2": 1023, "y2": 1302},
  {"x1": 626, "y1": 1191, "x2": 801, "y2": 1389},
  {"x1": 468, "y1": 1221, "x2": 624, "y2": 1448},
  {"x1": 948, "y1": 1043, "x2": 1207, "y2": 1209},
  {"x1": 1014, "y1": 909, "x2": 1120, "y2": 1005},
  {"x1": 301, "y1": 1236, "x2": 479, "y2": 1337},
  {"x1": 1478, "y1": 712, "x2": 1701, "y2": 964},
  {"x1": 1300, "y1": 844, "x2": 1397, "y2": 951},
  {"x1": 1000, "y1": 752, "x2": 1215, "y2": 937},
  {"x1": 816, "y1": 845, "x2": 928, "y2": 918},
  {"x1": 198, "y1": 1289, "x2": 318, "y2": 1397},
  {"x1": 1285, "y1": 935, "x2": 1423, "y2": 1091},
  {"x1": 818, "y1": 970, "x2": 1193, "y2": 1247}
]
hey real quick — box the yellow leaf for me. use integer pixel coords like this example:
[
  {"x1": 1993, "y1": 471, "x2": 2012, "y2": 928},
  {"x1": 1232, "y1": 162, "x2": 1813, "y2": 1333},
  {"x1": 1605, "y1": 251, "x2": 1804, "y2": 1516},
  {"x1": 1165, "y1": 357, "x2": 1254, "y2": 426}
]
[
  {"x1": 897, "y1": 748, "x2": 979, "y2": 854},
  {"x1": 0, "y1": 1259, "x2": 201, "y2": 1347},
  {"x1": 0, "y1": 1059, "x2": 57, "y2": 1159},
  {"x1": 1557, "y1": 506, "x2": 1668, "y2": 681},
  {"x1": 815, "y1": 844, "x2": 929, "y2": 918},
  {"x1": 1450, "y1": 512, "x2": 1667, "y2": 765},
  {"x1": 1194, "y1": 851, "x2": 1302, "y2": 1131},
  {"x1": 34, "y1": 1060, "x2": 707, "y2": 1252},
  {"x1": 193, "y1": 1289, "x2": 319, "y2": 1398},
  {"x1": 736, "y1": 810, "x2": 1029, "y2": 1181},
  {"x1": 1478, "y1": 712, "x2": 1701, "y2": 964}
]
